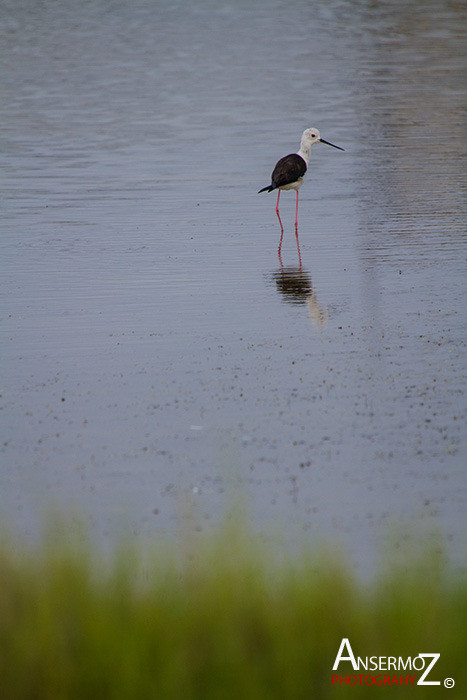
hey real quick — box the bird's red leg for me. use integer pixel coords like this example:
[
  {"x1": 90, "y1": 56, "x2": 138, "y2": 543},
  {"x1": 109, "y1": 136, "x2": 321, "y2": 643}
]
[
  {"x1": 275, "y1": 190, "x2": 285, "y2": 256},
  {"x1": 277, "y1": 212, "x2": 284, "y2": 256},
  {"x1": 277, "y1": 225, "x2": 284, "y2": 260},
  {"x1": 294, "y1": 191, "x2": 302, "y2": 267},
  {"x1": 295, "y1": 225, "x2": 302, "y2": 269}
]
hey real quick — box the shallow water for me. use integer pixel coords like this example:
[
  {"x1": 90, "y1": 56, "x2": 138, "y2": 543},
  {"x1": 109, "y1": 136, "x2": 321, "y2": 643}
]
[{"x1": 1, "y1": 0, "x2": 466, "y2": 572}]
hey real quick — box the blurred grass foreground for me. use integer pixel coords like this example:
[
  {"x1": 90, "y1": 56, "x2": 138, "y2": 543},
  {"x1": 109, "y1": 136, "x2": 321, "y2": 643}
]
[{"x1": 0, "y1": 516, "x2": 466, "y2": 699}]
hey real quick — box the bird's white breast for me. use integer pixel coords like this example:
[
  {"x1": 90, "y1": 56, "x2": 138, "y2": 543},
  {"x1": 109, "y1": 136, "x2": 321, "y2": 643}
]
[{"x1": 279, "y1": 174, "x2": 306, "y2": 191}]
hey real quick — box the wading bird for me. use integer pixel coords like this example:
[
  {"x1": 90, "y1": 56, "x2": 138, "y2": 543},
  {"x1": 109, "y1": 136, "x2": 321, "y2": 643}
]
[{"x1": 258, "y1": 128, "x2": 344, "y2": 229}]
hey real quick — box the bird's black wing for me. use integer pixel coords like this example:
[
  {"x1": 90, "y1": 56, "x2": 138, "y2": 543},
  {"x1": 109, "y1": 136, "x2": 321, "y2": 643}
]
[{"x1": 271, "y1": 153, "x2": 307, "y2": 189}]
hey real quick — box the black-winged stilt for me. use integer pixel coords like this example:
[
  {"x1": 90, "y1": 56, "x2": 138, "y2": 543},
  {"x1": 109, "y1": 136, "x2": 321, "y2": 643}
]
[{"x1": 258, "y1": 128, "x2": 344, "y2": 228}]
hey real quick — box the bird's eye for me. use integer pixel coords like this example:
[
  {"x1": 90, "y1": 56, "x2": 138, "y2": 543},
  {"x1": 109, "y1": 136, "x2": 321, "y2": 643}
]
[{"x1": 311, "y1": 133, "x2": 316, "y2": 137}]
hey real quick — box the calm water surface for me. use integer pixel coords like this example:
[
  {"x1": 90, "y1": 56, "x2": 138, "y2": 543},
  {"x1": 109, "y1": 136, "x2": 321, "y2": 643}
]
[{"x1": 1, "y1": 0, "x2": 465, "y2": 572}]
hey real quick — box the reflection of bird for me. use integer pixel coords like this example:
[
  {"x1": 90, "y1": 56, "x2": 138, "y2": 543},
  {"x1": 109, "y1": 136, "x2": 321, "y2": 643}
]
[
  {"x1": 258, "y1": 128, "x2": 344, "y2": 228},
  {"x1": 272, "y1": 266, "x2": 328, "y2": 325},
  {"x1": 273, "y1": 266, "x2": 312, "y2": 303}
]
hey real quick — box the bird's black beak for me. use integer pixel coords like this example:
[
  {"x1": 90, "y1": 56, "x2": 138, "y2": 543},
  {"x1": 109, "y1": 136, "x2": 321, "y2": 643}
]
[{"x1": 319, "y1": 138, "x2": 345, "y2": 151}]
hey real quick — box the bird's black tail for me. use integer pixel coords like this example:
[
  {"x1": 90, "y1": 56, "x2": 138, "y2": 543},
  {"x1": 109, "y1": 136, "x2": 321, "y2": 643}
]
[{"x1": 258, "y1": 184, "x2": 275, "y2": 194}]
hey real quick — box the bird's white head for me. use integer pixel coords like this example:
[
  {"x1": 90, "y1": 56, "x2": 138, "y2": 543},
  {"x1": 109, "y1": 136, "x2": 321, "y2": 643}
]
[
  {"x1": 301, "y1": 128, "x2": 321, "y2": 148},
  {"x1": 299, "y1": 128, "x2": 344, "y2": 160}
]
